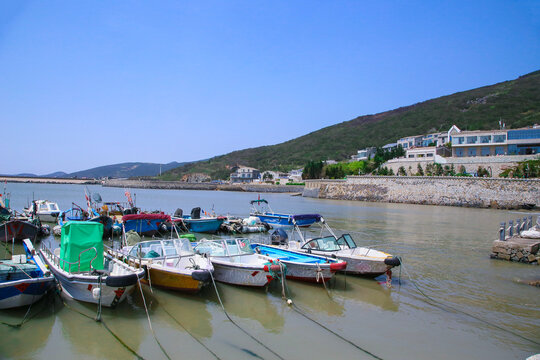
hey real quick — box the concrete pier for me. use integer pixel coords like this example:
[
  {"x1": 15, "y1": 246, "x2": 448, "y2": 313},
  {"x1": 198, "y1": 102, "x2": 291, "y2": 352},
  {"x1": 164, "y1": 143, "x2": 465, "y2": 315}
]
[{"x1": 490, "y1": 216, "x2": 540, "y2": 264}]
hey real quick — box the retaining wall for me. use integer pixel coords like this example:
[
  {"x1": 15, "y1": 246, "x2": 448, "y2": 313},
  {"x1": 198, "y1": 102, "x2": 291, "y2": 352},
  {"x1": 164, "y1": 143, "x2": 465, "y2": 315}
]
[{"x1": 303, "y1": 176, "x2": 539, "y2": 209}]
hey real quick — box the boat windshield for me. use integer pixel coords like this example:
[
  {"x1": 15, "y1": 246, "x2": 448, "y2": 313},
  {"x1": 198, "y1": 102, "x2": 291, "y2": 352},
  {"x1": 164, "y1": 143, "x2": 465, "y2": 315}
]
[
  {"x1": 129, "y1": 239, "x2": 193, "y2": 258},
  {"x1": 195, "y1": 238, "x2": 254, "y2": 257},
  {"x1": 49, "y1": 203, "x2": 59, "y2": 211},
  {"x1": 302, "y1": 236, "x2": 341, "y2": 251},
  {"x1": 336, "y1": 234, "x2": 357, "y2": 249}
]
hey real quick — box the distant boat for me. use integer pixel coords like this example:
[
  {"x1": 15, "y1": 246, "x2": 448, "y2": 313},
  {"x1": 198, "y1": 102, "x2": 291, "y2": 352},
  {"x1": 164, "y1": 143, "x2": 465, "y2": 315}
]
[
  {"x1": 253, "y1": 244, "x2": 347, "y2": 283},
  {"x1": 194, "y1": 238, "x2": 279, "y2": 287},
  {"x1": 109, "y1": 237, "x2": 213, "y2": 293},
  {"x1": 249, "y1": 199, "x2": 319, "y2": 227},
  {"x1": 122, "y1": 213, "x2": 171, "y2": 237},
  {"x1": 176, "y1": 207, "x2": 226, "y2": 233},
  {"x1": 24, "y1": 200, "x2": 61, "y2": 223},
  {"x1": 39, "y1": 222, "x2": 145, "y2": 307},
  {"x1": 0, "y1": 239, "x2": 55, "y2": 309}
]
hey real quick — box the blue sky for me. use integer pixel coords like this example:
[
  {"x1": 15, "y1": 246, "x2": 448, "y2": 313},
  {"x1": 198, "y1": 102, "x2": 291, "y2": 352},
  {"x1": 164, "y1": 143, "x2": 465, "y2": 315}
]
[{"x1": 1, "y1": 1, "x2": 539, "y2": 174}]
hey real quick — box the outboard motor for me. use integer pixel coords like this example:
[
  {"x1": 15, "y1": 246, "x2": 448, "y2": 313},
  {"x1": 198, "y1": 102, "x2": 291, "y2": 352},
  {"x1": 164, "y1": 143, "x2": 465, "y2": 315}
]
[
  {"x1": 191, "y1": 207, "x2": 201, "y2": 219},
  {"x1": 174, "y1": 208, "x2": 183, "y2": 218},
  {"x1": 271, "y1": 228, "x2": 288, "y2": 246}
]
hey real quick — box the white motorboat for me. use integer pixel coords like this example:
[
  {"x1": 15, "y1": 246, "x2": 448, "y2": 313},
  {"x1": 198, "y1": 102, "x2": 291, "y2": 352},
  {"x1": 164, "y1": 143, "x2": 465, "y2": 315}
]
[
  {"x1": 194, "y1": 238, "x2": 279, "y2": 287},
  {"x1": 272, "y1": 215, "x2": 401, "y2": 277},
  {"x1": 24, "y1": 200, "x2": 61, "y2": 223},
  {"x1": 39, "y1": 221, "x2": 144, "y2": 307}
]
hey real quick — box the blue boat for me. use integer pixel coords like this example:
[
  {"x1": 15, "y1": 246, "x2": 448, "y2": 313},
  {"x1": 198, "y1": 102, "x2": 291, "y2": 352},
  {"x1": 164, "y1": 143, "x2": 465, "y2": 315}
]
[
  {"x1": 253, "y1": 243, "x2": 347, "y2": 283},
  {"x1": 0, "y1": 239, "x2": 55, "y2": 309},
  {"x1": 250, "y1": 200, "x2": 320, "y2": 227},
  {"x1": 122, "y1": 213, "x2": 171, "y2": 237},
  {"x1": 176, "y1": 207, "x2": 225, "y2": 234}
]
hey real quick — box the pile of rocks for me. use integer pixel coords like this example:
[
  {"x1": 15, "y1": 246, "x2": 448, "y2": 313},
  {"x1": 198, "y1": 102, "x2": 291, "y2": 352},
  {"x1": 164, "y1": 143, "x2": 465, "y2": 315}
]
[{"x1": 491, "y1": 218, "x2": 540, "y2": 264}]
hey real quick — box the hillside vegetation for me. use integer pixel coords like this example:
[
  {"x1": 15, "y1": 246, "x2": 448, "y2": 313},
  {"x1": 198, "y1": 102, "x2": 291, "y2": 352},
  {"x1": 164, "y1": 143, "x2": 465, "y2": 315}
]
[{"x1": 161, "y1": 70, "x2": 540, "y2": 180}]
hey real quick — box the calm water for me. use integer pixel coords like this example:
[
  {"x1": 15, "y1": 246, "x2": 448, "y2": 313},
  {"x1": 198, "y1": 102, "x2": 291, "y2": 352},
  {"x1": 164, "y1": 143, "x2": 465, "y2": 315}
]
[{"x1": 1, "y1": 183, "x2": 539, "y2": 360}]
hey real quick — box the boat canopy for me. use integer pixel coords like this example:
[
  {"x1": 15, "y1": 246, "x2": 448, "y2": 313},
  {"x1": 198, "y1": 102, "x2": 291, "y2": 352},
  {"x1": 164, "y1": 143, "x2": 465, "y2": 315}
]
[
  {"x1": 290, "y1": 214, "x2": 322, "y2": 222},
  {"x1": 60, "y1": 221, "x2": 104, "y2": 272},
  {"x1": 250, "y1": 199, "x2": 268, "y2": 205},
  {"x1": 123, "y1": 213, "x2": 171, "y2": 222}
]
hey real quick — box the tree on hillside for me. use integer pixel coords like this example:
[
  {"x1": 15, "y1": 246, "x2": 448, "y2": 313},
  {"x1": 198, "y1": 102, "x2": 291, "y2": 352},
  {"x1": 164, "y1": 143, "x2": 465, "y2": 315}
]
[{"x1": 303, "y1": 160, "x2": 324, "y2": 179}]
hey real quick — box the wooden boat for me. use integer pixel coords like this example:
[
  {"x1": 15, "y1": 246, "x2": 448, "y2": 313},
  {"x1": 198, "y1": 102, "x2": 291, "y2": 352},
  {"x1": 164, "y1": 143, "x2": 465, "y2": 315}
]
[
  {"x1": 0, "y1": 239, "x2": 55, "y2": 309},
  {"x1": 24, "y1": 200, "x2": 61, "y2": 223},
  {"x1": 194, "y1": 238, "x2": 279, "y2": 287},
  {"x1": 39, "y1": 222, "x2": 144, "y2": 307},
  {"x1": 122, "y1": 213, "x2": 171, "y2": 237},
  {"x1": 0, "y1": 219, "x2": 39, "y2": 243},
  {"x1": 109, "y1": 238, "x2": 213, "y2": 293},
  {"x1": 250, "y1": 199, "x2": 319, "y2": 227},
  {"x1": 281, "y1": 215, "x2": 401, "y2": 276},
  {"x1": 253, "y1": 244, "x2": 347, "y2": 283}
]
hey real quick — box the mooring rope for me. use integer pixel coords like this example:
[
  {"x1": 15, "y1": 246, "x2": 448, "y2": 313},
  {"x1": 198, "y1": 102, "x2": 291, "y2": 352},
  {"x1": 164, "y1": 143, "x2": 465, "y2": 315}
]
[
  {"x1": 0, "y1": 291, "x2": 47, "y2": 328},
  {"x1": 137, "y1": 276, "x2": 172, "y2": 360},
  {"x1": 277, "y1": 263, "x2": 384, "y2": 360},
  {"x1": 56, "y1": 292, "x2": 144, "y2": 359},
  {"x1": 399, "y1": 259, "x2": 540, "y2": 347},
  {"x1": 208, "y1": 271, "x2": 285, "y2": 360}
]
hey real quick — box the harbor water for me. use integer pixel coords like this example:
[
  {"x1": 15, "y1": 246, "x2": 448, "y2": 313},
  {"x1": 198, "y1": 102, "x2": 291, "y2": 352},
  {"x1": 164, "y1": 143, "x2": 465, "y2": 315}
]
[{"x1": 1, "y1": 183, "x2": 539, "y2": 360}]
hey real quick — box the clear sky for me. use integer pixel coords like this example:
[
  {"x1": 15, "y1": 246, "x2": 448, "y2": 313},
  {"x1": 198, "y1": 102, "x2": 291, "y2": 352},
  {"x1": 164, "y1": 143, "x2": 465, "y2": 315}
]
[{"x1": 1, "y1": 1, "x2": 539, "y2": 174}]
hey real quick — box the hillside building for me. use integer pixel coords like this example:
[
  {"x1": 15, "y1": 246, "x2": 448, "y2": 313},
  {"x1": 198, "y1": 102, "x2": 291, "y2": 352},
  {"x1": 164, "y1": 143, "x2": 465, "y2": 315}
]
[{"x1": 230, "y1": 166, "x2": 260, "y2": 183}]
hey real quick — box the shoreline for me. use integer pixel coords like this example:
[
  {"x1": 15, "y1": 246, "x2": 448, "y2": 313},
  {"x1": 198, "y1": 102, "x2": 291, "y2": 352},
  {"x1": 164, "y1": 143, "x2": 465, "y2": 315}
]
[{"x1": 0, "y1": 176, "x2": 99, "y2": 185}]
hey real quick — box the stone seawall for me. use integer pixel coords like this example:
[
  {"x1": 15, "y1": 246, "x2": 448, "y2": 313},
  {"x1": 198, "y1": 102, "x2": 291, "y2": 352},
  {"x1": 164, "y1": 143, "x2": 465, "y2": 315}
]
[
  {"x1": 303, "y1": 176, "x2": 539, "y2": 209},
  {"x1": 102, "y1": 179, "x2": 303, "y2": 193}
]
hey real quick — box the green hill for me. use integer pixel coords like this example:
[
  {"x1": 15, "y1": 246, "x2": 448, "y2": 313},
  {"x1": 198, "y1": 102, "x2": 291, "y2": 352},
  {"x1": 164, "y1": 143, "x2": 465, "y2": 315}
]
[{"x1": 161, "y1": 70, "x2": 540, "y2": 180}]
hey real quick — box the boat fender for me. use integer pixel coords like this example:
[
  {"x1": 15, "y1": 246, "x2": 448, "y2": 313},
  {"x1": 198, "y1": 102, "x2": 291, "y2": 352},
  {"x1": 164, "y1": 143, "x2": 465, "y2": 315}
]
[
  {"x1": 384, "y1": 257, "x2": 401, "y2": 267},
  {"x1": 92, "y1": 287, "x2": 101, "y2": 300},
  {"x1": 192, "y1": 269, "x2": 212, "y2": 282},
  {"x1": 105, "y1": 273, "x2": 138, "y2": 287}
]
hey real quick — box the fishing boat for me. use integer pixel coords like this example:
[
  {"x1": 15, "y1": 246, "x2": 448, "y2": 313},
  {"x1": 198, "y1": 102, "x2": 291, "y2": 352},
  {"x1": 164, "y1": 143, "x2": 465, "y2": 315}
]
[
  {"x1": 277, "y1": 215, "x2": 401, "y2": 277},
  {"x1": 109, "y1": 237, "x2": 213, "y2": 293},
  {"x1": 0, "y1": 239, "x2": 55, "y2": 309},
  {"x1": 39, "y1": 222, "x2": 145, "y2": 307},
  {"x1": 249, "y1": 199, "x2": 319, "y2": 227},
  {"x1": 23, "y1": 200, "x2": 61, "y2": 223},
  {"x1": 0, "y1": 219, "x2": 40, "y2": 243},
  {"x1": 194, "y1": 238, "x2": 279, "y2": 287},
  {"x1": 177, "y1": 207, "x2": 226, "y2": 233},
  {"x1": 54, "y1": 204, "x2": 114, "y2": 238},
  {"x1": 253, "y1": 244, "x2": 347, "y2": 283},
  {"x1": 122, "y1": 213, "x2": 171, "y2": 237}
]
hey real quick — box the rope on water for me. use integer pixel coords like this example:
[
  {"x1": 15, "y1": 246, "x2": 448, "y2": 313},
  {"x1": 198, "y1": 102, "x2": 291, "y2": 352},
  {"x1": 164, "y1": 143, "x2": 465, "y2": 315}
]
[
  {"x1": 0, "y1": 290, "x2": 52, "y2": 328},
  {"x1": 137, "y1": 276, "x2": 172, "y2": 360},
  {"x1": 278, "y1": 268, "x2": 384, "y2": 360},
  {"x1": 399, "y1": 259, "x2": 540, "y2": 347},
  {"x1": 208, "y1": 271, "x2": 285, "y2": 360},
  {"x1": 56, "y1": 292, "x2": 144, "y2": 359}
]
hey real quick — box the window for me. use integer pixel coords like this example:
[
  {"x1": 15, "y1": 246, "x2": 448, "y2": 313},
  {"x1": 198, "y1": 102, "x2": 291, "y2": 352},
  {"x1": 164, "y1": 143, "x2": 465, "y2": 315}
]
[
  {"x1": 467, "y1": 148, "x2": 477, "y2": 157},
  {"x1": 493, "y1": 134, "x2": 506, "y2": 143},
  {"x1": 455, "y1": 137, "x2": 465, "y2": 144},
  {"x1": 495, "y1": 146, "x2": 505, "y2": 155},
  {"x1": 455, "y1": 148, "x2": 464, "y2": 157},
  {"x1": 480, "y1": 136, "x2": 491, "y2": 144},
  {"x1": 481, "y1": 147, "x2": 490, "y2": 156},
  {"x1": 426, "y1": 153, "x2": 433, "y2": 157},
  {"x1": 466, "y1": 136, "x2": 478, "y2": 144},
  {"x1": 408, "y1": 154, "x2": 415, "y2": 158},
  {"x1": 507, "y1": 129, "x2": 540, "y2": 140}
]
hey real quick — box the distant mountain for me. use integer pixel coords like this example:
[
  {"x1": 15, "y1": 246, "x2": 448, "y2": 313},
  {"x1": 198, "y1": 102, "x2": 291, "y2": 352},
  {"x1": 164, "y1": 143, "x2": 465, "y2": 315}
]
[
  {"x1": 161, "y1": 70, "x2": 540, "y2": 180},
  {"x1": 15, "y1": 173, "x2": 38, "y2": 177},
  {"x1": 44, "y1": 171, "x2": 69, "y2": 178},
  {"x1": 68, "y1": 161, "x2": 186, "y2": 179}
]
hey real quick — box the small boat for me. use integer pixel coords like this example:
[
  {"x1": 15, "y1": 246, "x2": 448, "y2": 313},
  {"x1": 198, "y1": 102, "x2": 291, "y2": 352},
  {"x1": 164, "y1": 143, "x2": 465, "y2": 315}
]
[
  {"x1": 39, "y1": 222, "x2": 145, "y2": 307},
  {"x1": 109, "y1": 237, "x2": 213, "y2": 293},
  {"x1": 177, "y1": 207, "x2": 226, "y2": 233},
  {"x1": 54, "y1": 203, "x2": 114, "y2": 238},
  {"x1": 24, "y1": 200, "x2": 61, "y2": 223},
  {"x1": 0, "y1": 239, "x2": 55, "y2": 309},
  {"x1": 194, "y1": 238, "x2": 279, "y2": 287},
  {"x1": 279, "y1": 215, "x2": 401, "y2": 277},
  {"x1": 122, "y1": 213, "x2": 171, "y2": 237},
  {"x1": 250, "y1": 199, "x2": 319, "y2": 227},
  {"x1": 253, "y1": 244, "x2": 347, "y2": 283},
  {"x1": 0, "y1": 219, "x2": 40, "y2": 243}
]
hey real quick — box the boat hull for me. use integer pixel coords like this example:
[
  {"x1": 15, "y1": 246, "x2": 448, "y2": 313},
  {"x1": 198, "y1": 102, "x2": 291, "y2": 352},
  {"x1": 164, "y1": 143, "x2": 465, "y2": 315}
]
[
  {"x1": 211, "y1": 261, "x2": 272, "y2": 287},
  {"x1": 40, "y1": 250, "x2": 144, "y2": 307},
  {"x1": 184, "y1": 218, "x2": 225, "y2": 233},
  {"x1": 252, "y1": 213, "x2": 317, "y2": 227},
  {"x1": 144, "y1": 267, "x2": 205, "y2": 293},
  {"x1": 0, "y1": 277, "x2": 55, "y2": 309},
  {"x1": 0, "y1": 220, "x2": 39, "y2": 242},
  {"x1": 123, "y1": 218, "x2": 162, "y2": 237}
]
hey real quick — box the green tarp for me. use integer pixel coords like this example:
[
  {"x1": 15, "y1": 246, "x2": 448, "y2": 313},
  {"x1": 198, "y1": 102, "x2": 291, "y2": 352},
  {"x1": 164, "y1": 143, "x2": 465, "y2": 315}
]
[{"x1": 60, "y1": 221, "x2": 104, "y2": 272}]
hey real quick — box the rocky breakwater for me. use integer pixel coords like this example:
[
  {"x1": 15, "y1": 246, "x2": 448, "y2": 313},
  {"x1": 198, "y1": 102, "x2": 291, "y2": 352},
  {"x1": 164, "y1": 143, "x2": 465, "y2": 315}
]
[
  {"x1": 303, "y1": 176, "x2": 539, "y2": 209},
  {"x1": 103, "y1": 179, "x2": 304, "y2": 193},
  {"x1": 491, "y1": 216, "x2": 540, "y2": 264}
]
